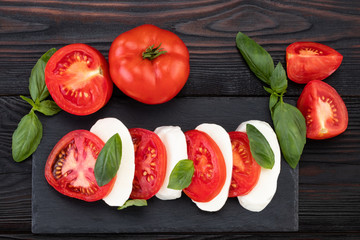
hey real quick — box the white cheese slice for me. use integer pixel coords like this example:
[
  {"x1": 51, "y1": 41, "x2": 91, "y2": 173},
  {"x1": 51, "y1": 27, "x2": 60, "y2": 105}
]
[
  {"x1": 90, "y1": 117, "x2": 135, "y2": 207},
  {"x1": 154, "y1": 126, "x2": 188, "y2": 200},
  {"x1": 236, "y1": 120, "x2": 281, "y2": 212}
]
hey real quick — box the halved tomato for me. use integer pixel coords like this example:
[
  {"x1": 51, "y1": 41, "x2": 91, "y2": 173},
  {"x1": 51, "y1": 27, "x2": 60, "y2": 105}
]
[
  {"x1": 297, "y1": 80, "x2": 348, "y2": 139},
  {"x1": 45, "y1": 43, "x2": 113, "y2": 115},
  {"x1": 228, "y1": 131, "x2": 260, "y2": 197},
  {"x1": 129, "y1": 128, "x2": 167, "y2": 200},
  {"x1": 45, "y1": 130, "x2": 115, "y2": 202},
  {"x1": 286, "y1": 42, "x2": 343, "y2": 84},
  {"x1": 184, "y1": 130, "x2": 226, "y2": 202}
]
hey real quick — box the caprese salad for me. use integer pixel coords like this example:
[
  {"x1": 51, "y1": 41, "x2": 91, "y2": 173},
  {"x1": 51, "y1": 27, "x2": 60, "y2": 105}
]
[{"x1": 44, "y1": 117, "x2": 281, "y2": 212}]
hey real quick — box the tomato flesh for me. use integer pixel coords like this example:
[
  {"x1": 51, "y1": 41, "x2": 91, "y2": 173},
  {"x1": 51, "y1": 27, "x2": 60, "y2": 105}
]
[
  {"x1": 45, "y1": 43, "x2": 113, "y2": 115},
  {"x1": 297, "y1": 80, "x2": 348, "y2": 139},
  {"x1": 129, "y1": 128, "x2": 167, "y2": 200},
  {"x1": 228, "y1": 131, "x2": 260, "y2": 197},
  {"x1": 109, "y1": 24, "x2": 189, "y2": 104},
  {"x1": 184, "y1": 130, "x2": 226, "y2": 202},
  {"x1": 286, "y1": 42, "x2": 343, "y2": 84},
  {"x1": 45, "y1": 130, "x2": 115, "y2": 202}
]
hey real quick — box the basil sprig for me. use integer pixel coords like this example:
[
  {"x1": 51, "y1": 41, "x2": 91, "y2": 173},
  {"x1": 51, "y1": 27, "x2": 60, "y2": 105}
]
[
  {"x1": 94, "y1": 133, "x2": 122, "y2": 187},
  {"x1": 12, "y1": 48, "x2": 61, "y2": 162},
  {"x1": 236, "y1": 32, "x2": 306, "y2": 168},
  {"x1": 118, "y1": 199, "x2": 147, "y2": 210},
  {"x1": 246, "y1": 124, "x2": 275, "y2": 169},
  {"x1": 167, "y1": 159, "x2": 194, "y2": 190}
]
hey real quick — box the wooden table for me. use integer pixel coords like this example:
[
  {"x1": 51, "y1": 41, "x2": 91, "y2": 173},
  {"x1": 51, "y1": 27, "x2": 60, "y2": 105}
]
[{"x1": 1, "y1": 0, "x2": 359, "y2": 239}]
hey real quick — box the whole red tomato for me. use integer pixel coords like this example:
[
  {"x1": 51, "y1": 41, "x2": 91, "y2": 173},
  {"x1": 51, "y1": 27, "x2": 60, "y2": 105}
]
[{"x1": 108, "y1": 24, "x2": 190, "y2": 104}]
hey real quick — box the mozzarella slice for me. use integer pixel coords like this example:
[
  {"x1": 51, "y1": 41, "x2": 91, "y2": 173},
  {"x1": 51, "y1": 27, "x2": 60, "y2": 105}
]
[
  {"x1": 154, "y1": 126, "x2": 187, "y2": 200},
  {"x1": 90, "y1": 118, "x2": 135, "y2": 207},
  {"x1": 193, "y1": 123, "x2": 233, "y2": 212},
  {"x1": 236, "y1": 120, "x2": 281, "y2": 212}
]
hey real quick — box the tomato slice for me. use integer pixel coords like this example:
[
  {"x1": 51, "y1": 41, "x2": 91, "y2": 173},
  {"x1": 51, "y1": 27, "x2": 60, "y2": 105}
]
[
  {"x1": 184, "y1": 130, "x2": 226, "y2": 202},
  {"x1": 129, "y1": 128, "x2": 167, "y2": 200},
  {"x1": 44, "y1": 130, "x2": 115, "y2": 202},
  {"x1": 286, "y1": 42, "x2": 343, "y2": 84},
  {"x1": 228, "y1": 131, "x2": 260, "y2": 197},
  {"x1": 45, "y1": 43, "x2": 113, "y2": 115},
  {"x1": 297, "y1": 80, "x2": 348, "y2": 139}
]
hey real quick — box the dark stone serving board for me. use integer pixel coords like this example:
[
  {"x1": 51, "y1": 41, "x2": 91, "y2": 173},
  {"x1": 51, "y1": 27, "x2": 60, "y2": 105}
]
[{"x1": 32, "y1": 96, "x2": 298, "y2": 233}]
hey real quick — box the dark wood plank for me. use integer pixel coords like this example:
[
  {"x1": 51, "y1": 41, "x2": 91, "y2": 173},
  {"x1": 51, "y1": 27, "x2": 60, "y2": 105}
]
[{"x1": 0, "y1": 0, "x2": 359, "y2": 96}]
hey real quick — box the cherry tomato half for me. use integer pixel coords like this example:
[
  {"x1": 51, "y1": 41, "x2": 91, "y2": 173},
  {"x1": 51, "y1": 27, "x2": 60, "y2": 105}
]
[
  {"x1": 184, "y1": 130, "x2": 226, "y2": 202},
  {"x1": 45, "y1": 43, "x2": 113, "y2": 115},
  {"x1": 129, "y1": 128, "x2": 167, "y2": 200},
  {"x1": 45, "y1": 130, "x2": 115, "y2": 202},
  {"x1": 297, "y1": 80, "x2": 348, "y2": 139},
  {"x1": 109, "y1": 24, "x2": 190, "y2": 104},
  {"x1": 286, "y1": 42, "x2": 343, "y2": 84},
  {"x1": 228, "y1": 131, "x2": 260, "y2": 197}
]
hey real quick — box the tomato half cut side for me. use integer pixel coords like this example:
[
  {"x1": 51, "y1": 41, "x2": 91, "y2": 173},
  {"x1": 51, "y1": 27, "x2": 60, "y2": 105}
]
[
  {"x1": 286, "y1": 42, "x2": 343, "y2": 84},
  {"x1": 129, "y1": 128, "x2": 167, "y2": 200},
  {"x1": 44, "y1": 130, "x2": 115, "y2": 202},
  {"x1": 228, "y1": 131, "x2": 260, "y2": 197},
  {"x1": 184, "y1": 130, "x2": 226, "y2": 202},
  {"x1": 45, "y1": 43, "x2": 113, "y2": 115},
  {"x1": 297, "y1": 80, "x2": 348, "y2": 139}
]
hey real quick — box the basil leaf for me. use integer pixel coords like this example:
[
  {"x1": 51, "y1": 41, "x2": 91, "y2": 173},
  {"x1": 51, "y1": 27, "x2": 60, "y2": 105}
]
[
  {"x1": 117, "y1": 199, "x2": 147, "y2": 210},
  {"x1": 270, "y1": 62, "x2": 288, "y2": 94},
  {"x1": 269, "y1": 93, "x2": 279, "y2": 117},
  {"x1": 95, "y1": 133, "x2": 122, "y2": 187},
  {"x1": 236, "y1": 32, "x2": 274, "y2": 85},
  {"x1": 167, "y1": 159, "x2": 194, "y2": 190},
  {"x1": 20, "y1": 95, "x2": 36, "y2": 108},
  {"x1": 272, "y1": 101, "x2": 306, "y2": 168},
  {"x1": 36, "y1": 100, "x2": 62, "y2": 116},
  {"x1": 246, "y1": 124, "x2": 275, "y2": 169},
  {"x1": 29, "y1": 48, "x2": 56, "y2": 102},
  {"x1": 12, "y1": 110, "x2": 43, "y2": 162}
]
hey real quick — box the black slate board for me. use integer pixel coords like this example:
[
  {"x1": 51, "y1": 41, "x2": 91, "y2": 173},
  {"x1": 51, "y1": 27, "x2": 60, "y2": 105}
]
[{"x1": 32, "y1": 96, "x2": 298, "y2": 233}]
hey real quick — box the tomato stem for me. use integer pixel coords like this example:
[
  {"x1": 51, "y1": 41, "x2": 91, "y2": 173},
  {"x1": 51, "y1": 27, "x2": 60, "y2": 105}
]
[{"x1": 142, "y1": 44, "x2": 167, "y2": 60}]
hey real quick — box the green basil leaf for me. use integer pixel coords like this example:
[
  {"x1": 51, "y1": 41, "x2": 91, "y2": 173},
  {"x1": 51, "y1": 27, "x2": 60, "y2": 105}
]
[
  {"x1": 95, "y1": 133, "x2": 122, "y2": 187},
  {"x1": 29, "y1": 48, "x2": 56, "y2": 102},
  {"x1": 117, "y1": 199, "x2": 147, "y2": 210},
  {"x1": 263, "y1": 86, "x2": 274, "y2": 94},
  {"x1": 36, "y1": 100, "x2": 62, "y2": 116},
  {"x1": 20, "y1": 95, "x2": 36, "y2": 108},
  {"x1": 167, "y1": 159, "x2": 194, "y2": 190},
  {"x1": 270, "y1": 62, "x2": 288, "y2": 94},
  {"x1": 272, "y1": 101, "x2": 306, "y2": 168},
  {"x1": 12, "y1": 110, "x2": 43, "y2": 162},
  {"x1": 269, "y1": 93, "x2": 279, "y2": 117},
  {"x1": 236, "y1": 32, "x2": 274, "y2": 85},
  {"x1": 246, "y1": 124, "x2": 275, "y2": 169}
]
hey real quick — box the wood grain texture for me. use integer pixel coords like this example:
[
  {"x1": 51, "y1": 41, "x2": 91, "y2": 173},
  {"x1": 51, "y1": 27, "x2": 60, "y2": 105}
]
[
  {"x1": 1, "y1": 0, "x2": 359, "y2": 238},
  {"x1": 0, "y1": 0, "x2": 359, "y2": 97}
]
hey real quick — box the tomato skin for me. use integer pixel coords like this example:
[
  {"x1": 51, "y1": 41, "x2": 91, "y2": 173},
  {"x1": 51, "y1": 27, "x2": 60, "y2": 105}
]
[
  {"x1": 286, "y1": 42, "x2": 343, "y2": 84},
  {"x1": 228, "y1": 131, "x2": 260, "y2": 197},
  {"x1": 184, "y1": 130, "x2": 226, "y2": 202},
  {"x1": 45, "y1": 43, "x2": 113, "y2": 115},
  {"x1": 129, "y1": 128, "x2": 167, "y2": 200},
  {"x1": 108, "y1": 24, "x2": 190, "y2": 104},
  {"x1": 45, "y1": 130, "x2": 115, "y2": 202},
  {"x1": 297, "y1": 80, "x2": 348, "y2": 139}
]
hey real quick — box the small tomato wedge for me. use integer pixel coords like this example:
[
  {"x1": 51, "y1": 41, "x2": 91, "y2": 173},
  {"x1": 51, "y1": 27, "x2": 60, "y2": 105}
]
[
  {"x1": 184, "y1": 130, "x2": 226, "y2": 202},
  {"x1": 109, "y1": 24, "x2": 190, "y2": 104},
  {"x1": 297, "y1": 80, "x2": 348, "y2": 139},
  {"x1": 286, "y1": 42, "x2": 343, "y2": 84},
  {"x1": 228, "y1": 131, "x2": 260, "y2": 197},
  {"x1": 129, "y1": 128, "x2": 167, "y2": 200},
  {"x1": 45, "y1": 43, "x2": 113, "y2": 115},
  {"x1": 45, "y1": 130, "x2": 115, "y2": 202}
]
